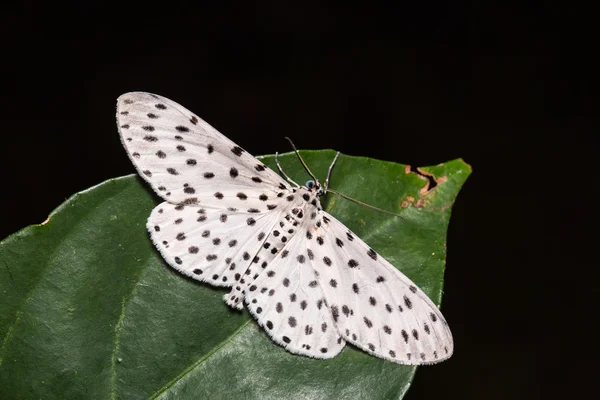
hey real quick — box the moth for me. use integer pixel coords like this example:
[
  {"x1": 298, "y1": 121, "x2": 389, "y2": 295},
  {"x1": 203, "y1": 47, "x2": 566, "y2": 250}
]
[{"x1": 117, "y1": 92, "x2": 453, "y2": 364}]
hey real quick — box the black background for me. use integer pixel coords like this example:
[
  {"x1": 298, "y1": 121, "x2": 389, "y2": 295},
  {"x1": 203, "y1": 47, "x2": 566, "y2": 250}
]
[{"x1": 1, "y1": 2, "x2": 594, "y2": 399}]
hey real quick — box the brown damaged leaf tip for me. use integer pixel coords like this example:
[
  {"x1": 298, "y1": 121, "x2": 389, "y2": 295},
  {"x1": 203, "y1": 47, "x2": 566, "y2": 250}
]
[{"x1": 405, "y1": 165, "x2": 447, "y2": 196}]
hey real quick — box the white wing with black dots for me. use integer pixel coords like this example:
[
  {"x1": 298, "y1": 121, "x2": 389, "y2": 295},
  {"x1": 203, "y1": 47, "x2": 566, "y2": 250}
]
[
  {"x1": 147, "y1": 201, "x2": 283, "y2": 291},
  {"x1": 116, "y1": 92, "x2": 453, "y2": 365},
  {"x1": 244, "y1": 222, "x2": 346, "y2": 358},
  {"x1": 117, "y1": 92, "x2": 291, "y2": 207},
  {"x1": 310, "y1": 213, "x2": 454, "y2": 365},
  {"x1": 117, "y1": 92, "x2": 292, "y2": 291}
]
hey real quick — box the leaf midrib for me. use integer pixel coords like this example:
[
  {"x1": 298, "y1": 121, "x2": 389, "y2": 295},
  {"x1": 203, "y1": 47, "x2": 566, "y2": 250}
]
[
  {"x1": 110, "y1": 250, "x2": 155, "y2": 400},
  {"x1": 150, "y1": 319, "x2": 253, "y2": 399}
]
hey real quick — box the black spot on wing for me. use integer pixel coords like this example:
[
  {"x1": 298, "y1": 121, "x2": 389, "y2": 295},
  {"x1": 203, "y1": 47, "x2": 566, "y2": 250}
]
[
  {"x1": 367, "y1": 248, "x2": 377, "y2": 260},
  {"x1": 231, "y1": 146, "x2": 244, "y2": 156}
]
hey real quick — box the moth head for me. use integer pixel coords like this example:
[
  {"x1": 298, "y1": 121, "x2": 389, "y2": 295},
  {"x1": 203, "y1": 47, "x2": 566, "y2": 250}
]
[{"x1": 305, "y1": 180, "x2": 325, "y2": 197}]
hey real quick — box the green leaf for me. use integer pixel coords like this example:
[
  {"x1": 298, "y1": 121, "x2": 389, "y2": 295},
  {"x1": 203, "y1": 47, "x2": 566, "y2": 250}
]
[{"x1": 0, "y1": 151, "x2": 470, "y2": 399}]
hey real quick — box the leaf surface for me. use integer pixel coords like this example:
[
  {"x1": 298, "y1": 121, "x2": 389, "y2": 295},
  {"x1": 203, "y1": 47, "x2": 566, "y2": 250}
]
[{"x1": 0, "y1": 152, "x2": 470, "y2": 399}]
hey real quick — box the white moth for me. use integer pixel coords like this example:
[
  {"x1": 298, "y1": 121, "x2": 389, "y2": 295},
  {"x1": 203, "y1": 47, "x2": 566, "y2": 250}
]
[{"x1": 117, "y1": 92, "x2": 453, "y2": 365}]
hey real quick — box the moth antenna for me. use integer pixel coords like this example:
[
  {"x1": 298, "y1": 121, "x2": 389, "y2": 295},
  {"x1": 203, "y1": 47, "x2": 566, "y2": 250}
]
[
  {"x1": 324, "y1": 151, "x2": 340, "y2": 193},
  {"x1": 285, "y1": 137, "x2": 319, "y2": 184},
  {"x1": 327, "y1": 189, "x2": 405, "y2": 219},
  {"x1": 275, "y1": 152, "x2": 300, "y2": 187}
]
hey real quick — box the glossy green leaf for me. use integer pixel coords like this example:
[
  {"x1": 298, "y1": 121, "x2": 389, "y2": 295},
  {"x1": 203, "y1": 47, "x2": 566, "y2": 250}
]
[{"x1": 0, "y1": 151, "x2": 470, "y2": 399}]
